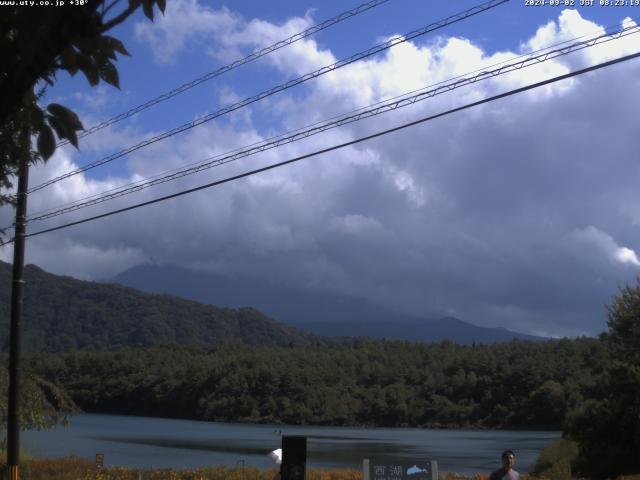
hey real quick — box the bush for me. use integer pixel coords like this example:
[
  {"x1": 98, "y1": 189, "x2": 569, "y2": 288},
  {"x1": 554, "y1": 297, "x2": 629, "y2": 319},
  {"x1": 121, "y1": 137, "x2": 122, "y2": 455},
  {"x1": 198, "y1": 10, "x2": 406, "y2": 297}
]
[{"x1": 529, "y1": 439, "x2": 577, "y2": 480}]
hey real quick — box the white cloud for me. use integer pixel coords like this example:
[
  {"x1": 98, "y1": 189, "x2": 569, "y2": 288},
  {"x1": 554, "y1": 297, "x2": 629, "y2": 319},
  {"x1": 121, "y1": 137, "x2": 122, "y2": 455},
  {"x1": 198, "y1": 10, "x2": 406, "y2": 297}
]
[
  {"x1": 72, "y1": 85, "x2": 112, "y2": 111},
  {"x1": 570, "y1": 226, "x2": 640, "y2": 268},
  {"x1": 134, "y1": 0, "x2": 318, "y2": 67},
  {"x1": 616, "y1": 247, "x2": 640, "y2": 266},
  {"x1": 525, "y1": 10, "x2": 639, "y2": 67},
  {"x1": 134, "y1": 0, "x2": 242, "y2": 64},
  {"x1": 28, "y1": 239, "x2": 145, "y2": 281}
]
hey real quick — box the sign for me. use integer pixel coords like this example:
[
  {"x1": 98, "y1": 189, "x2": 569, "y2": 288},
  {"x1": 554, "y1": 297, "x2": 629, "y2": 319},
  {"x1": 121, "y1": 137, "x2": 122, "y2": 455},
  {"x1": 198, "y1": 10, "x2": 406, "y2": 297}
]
[
  {"x1": 95, "y1": 453, "x2": 104, "y2": 469},
  {"x1": 365, "y1": 459, "x2": 438, "y2": 480}
]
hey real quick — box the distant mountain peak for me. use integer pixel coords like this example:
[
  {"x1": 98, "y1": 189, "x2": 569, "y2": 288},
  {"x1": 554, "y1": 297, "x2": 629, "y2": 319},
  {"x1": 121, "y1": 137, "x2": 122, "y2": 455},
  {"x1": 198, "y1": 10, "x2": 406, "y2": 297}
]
[{"x1": 112, "y1": 263, "x2": 548, "y2": 344}]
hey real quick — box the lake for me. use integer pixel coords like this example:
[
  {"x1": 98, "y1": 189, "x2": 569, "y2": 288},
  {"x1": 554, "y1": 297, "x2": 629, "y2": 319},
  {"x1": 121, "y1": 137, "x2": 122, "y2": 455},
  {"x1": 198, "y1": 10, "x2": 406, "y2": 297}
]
[{"x1": 22, "y1": 413, "x2": 559, "y2": 475}]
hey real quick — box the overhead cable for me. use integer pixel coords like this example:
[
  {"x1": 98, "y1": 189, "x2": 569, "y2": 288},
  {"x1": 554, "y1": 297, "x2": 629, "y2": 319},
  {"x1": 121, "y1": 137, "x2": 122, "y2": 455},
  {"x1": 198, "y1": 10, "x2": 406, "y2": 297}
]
[
  {"x1": 2, "y1": 49, "x2": 635, "y2": 246},
  {"x1": 29, "y1": 17, "x2": 632, "y2": 221},
  {"x1": 56, "y1": 0, "x2": 392, "y2": 147},
  {"x1": 25, "y1": 21, "x2": 640, "y2": 223},
  {"x1": 29, "y1": 0, "x2": 509, "y2": 194}
]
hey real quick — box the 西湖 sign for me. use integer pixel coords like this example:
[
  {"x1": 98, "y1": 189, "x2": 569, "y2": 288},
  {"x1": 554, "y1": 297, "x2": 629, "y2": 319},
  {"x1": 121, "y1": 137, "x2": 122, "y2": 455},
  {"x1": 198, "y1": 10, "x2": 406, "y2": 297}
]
[{"x1": 369, "y1": 461, "x2": 433, "y2": 480}]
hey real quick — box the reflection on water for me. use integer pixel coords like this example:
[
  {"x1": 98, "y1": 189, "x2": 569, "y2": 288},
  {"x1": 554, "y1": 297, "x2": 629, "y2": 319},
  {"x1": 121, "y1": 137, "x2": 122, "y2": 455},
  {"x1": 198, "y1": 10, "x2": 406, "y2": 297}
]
[
  {"x1": 93, "y1": 436, "x2": 276, "y2": 456},
  {"x1": 23, "y1": 413, "x2": 559, "y2": 475}
]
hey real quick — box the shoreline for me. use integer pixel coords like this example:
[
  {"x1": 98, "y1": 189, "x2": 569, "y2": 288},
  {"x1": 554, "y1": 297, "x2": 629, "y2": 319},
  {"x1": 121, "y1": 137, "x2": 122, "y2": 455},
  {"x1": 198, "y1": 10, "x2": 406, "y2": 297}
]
[{"x1": 64, "y1": 410, "x2": 563, "y2": 432}]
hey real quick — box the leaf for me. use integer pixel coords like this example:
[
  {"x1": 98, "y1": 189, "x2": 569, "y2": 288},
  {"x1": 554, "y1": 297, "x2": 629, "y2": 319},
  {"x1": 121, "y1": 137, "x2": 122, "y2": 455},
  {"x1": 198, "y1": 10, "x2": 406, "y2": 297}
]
[
  {"x1": 37, "y1": 125, "x2": 56, "y2": 160},
  {"x1": 76, "y1": 54, "x2": 100, "y2": 86},
  {"x1": 94, "y1": 37, "x2": 114, "y2": 61},
  {"x1": 90, "y1": 45, "x2": 112, "y2": 65},
  {"x1": 31, "y1": 105, "x2": 45, "y2": 130},
  {"x1": 99, "y1": 61, "x2": 120, "y2": 89},
  {"x1": 47, "y1": 103, "x2": 84, "y2": 131},
  {"x1": 80, "y1": 64, "x2": 100, "y2": 86},
  {"x1": 59, "y1": 47, "x2": 78, "y2": 75},
  {"x1": 102, "y1": 35, "x2": 130, "y2": 57},
  {"x1": 47, "y1": 114, "x2": 68, "y2": 139},
  {"x1": 156, "y1": 0, "x2": 166, "y2": 13},
  {"x1": 73, "y1": 36, "x2": 105, "y2": 56},
  {"x1": 47, "y1": 113, "x2": 79, "y2": 148},
  {"x1": 142, "y1": 0, "x2": 154, "y2": 20},
  {"x1": 67, "y1": 130, "x2": 79, "y2": 148},
  {"x1": 104, "y1": 46, "x2": 117, "y2": 61}
]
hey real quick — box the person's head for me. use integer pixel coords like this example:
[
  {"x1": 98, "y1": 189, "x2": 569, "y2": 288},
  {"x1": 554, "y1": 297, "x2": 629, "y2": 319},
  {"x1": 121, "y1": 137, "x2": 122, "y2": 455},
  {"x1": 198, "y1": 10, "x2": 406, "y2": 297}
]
[{"x1": 501, "y1": 450, "x2": 515, "y2": 471}]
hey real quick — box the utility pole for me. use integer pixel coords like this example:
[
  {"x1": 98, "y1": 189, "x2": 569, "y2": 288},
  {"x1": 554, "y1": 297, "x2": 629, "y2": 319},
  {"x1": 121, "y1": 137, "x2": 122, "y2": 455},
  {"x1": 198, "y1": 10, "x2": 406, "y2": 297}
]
[{"x1": 6, "y1": 130, "x2": 30, "y2": 480}]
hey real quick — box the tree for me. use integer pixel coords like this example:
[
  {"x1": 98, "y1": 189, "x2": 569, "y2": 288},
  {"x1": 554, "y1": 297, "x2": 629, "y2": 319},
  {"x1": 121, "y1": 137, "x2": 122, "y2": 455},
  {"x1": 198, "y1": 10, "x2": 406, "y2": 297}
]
[
  {"x1": 0, "y1": 365, "x2": 77, "y2": 433},
  {"x1": 0, "y1": 0, "x2": 166, "y2": 439},
  {"x1": 0, "y1": 0, "x2": 166, "y2": 215},
  {"x1": 567, "y1": 281, "x2": 640, "y2": 478}
]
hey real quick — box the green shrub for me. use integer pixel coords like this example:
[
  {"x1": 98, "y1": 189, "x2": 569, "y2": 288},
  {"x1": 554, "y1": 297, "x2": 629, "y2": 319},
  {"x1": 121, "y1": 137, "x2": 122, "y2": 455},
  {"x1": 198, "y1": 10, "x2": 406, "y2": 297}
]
[{"x1": 528, "y1": 438, "x2": 577, "y2": 480}]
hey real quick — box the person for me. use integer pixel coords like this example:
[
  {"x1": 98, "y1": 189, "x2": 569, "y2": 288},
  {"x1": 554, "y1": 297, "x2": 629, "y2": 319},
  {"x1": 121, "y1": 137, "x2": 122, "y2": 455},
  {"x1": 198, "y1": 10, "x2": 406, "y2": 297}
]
[{"x1": 489, "y1": 450, "x2": 520, "y2": 480}]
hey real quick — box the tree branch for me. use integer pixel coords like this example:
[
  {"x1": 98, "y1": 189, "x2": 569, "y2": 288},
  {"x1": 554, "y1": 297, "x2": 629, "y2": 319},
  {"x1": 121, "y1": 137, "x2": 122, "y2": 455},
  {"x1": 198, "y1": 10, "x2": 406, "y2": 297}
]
[
  {"x1": 102, "y1": 0, "x2": 122, "y2": 18},
  {"x1": 100, "y1": 1, "x2": 140, "y2": 33}
]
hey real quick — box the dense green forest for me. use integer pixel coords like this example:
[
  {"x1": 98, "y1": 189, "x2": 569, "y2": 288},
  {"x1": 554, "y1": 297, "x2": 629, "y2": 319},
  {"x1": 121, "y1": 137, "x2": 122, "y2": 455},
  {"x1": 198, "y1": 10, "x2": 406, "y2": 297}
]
[
  {"x1": 0, "y1": 262, "x2": 319, "y2": 351},
  {"x1": 23, "y1": 337, "x2": 605, "y2": 430}
]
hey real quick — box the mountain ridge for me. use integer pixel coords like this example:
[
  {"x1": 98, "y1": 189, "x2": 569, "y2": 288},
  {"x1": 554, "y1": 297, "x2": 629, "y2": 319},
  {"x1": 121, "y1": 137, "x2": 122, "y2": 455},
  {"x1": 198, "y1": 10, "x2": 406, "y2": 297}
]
[{"x1": 112, "y1": 263, "x2": 547, "y2": 344}]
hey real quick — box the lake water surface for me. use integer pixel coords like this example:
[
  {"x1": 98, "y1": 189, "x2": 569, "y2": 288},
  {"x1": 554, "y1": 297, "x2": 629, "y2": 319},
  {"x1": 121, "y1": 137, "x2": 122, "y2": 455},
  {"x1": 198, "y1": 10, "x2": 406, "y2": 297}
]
[{"x1": 23, "y1": 414, "x2": 559, "y2": 475}]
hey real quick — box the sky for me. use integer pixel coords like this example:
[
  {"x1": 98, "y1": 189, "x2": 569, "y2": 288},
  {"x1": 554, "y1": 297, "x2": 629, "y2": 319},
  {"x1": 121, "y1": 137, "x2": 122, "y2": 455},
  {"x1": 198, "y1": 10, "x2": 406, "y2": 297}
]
[{"x1": 2, "y1": 0, "x2": 640, "y2": 337}]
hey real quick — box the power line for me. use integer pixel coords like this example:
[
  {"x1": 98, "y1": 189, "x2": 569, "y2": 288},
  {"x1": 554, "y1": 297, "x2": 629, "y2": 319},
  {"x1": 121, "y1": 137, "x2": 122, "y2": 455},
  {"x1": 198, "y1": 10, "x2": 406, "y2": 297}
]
[
  {"x1": 25, "y1": 22, "x2": 640, "y2": 224},
  {"x1": 28, "y1": 0, "x2": 509, "y2": 195},
  {"x1": 56, "y1": 0, "x2": 392, "y2": 148},
  {"x1": 34, "y1": 0, "x2": 508, "y2": 192},
  {"x1": 2, "y1": 49, "x2": 635, "y2": 246},
  {"x1": 28, "y1": 18, "x2": 631, "y2": 222}
]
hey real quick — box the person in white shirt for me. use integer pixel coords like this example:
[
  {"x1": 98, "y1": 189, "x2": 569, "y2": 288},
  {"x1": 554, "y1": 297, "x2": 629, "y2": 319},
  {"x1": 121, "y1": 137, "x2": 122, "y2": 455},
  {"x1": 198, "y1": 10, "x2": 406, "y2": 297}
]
[{"x1": 489, "y1": 449, "x2": 520, "y2": 480}]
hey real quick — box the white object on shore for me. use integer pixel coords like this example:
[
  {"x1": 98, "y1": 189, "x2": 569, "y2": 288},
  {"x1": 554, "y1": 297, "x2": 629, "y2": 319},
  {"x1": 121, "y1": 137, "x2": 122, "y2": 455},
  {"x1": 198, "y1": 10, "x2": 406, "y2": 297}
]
[{"x1": 269, "y1": 448, "x2": 282, "y2": 465}]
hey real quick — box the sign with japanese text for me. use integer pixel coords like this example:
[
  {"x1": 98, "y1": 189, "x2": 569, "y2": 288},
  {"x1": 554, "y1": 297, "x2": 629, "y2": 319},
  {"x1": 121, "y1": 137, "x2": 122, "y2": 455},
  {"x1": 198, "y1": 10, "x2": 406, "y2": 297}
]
[{"x1": 370, "y1": 461, "x2": 432, "y2": 480}]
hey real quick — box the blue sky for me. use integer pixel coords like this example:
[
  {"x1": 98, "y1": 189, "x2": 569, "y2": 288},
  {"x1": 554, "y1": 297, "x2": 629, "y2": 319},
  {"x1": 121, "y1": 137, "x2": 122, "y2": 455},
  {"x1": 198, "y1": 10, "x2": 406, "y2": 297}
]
[{"x1": 3, "y1": 0, "x2": 640, "y2": 337}]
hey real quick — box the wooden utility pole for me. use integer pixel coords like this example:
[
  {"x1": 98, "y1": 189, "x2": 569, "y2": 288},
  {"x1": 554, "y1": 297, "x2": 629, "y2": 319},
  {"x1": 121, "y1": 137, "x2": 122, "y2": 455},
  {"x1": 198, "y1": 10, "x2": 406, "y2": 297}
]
[{"x1": 6, "y1": 132, "x2": 30, "y2": 480}]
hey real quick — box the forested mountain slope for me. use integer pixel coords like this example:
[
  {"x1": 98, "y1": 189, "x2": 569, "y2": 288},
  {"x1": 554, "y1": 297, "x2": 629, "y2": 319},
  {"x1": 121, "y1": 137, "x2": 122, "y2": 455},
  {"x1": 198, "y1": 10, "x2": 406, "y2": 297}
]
[{"x1": 0, "y1": 261, "x2": 319, "y2": 352}]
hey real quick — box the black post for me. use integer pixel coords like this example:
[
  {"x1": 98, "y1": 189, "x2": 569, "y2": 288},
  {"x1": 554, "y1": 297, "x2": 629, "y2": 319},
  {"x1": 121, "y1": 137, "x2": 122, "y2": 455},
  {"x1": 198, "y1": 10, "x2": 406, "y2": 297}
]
[
  {"x1": 6, "y1": 151, "x2": 29, "y2": 480},
  {"x1": 281, "y1": 436, "x2": 306, "y2": 480}
]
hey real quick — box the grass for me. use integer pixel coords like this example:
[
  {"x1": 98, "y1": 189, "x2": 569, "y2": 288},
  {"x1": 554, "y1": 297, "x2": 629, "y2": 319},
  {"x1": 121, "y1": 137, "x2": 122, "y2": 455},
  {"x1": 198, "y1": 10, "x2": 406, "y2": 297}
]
[
  {"x1": 1, "y1": 457, "x2": 362, "y2": 480},
  {"x1": 1, "y1": 456, "x2": 640, "y2": 480}
]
